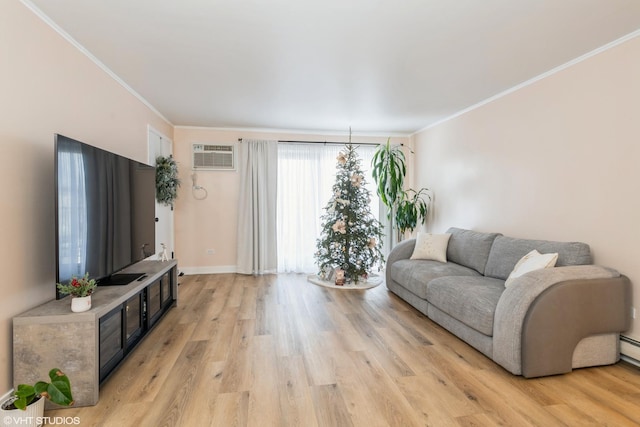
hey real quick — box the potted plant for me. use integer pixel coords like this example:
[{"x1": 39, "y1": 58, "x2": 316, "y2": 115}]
[
  {"x1": 371, "y1": 138, "x2": 431, "y2": 242},
  {"x1": 395, "y1": 188, "x2": 431, "y2": 237},
  {"x1": 57, "y1": 273, "x2": 97, "y2": 312},
  {"x1": 0, "y1": 368, "x2": 74, "y2": 427},
  {"x1": 155, "y1": 155, "x2": 180, "y2": 208}
]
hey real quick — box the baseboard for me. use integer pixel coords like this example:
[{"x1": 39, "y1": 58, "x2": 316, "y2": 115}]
[
  {"x1": 620, "y1": 335, "x2": 640, "y2": 368},
  {"x1": 179, "y1": 265, "x2": 237, "y2": 275}
]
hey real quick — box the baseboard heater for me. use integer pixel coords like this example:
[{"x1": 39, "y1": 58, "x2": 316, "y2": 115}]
[{"x1": 620, "y1": 335, "x2": 640, "y2": 367}]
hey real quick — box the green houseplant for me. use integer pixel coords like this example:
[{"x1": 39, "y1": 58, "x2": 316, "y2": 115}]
[
  {"x1": 56, "y1": 273, "x2": 97, "y2": 298},
  {"x1": 57, "y1": 273, "x2": 97, "y2": 312},
  {"x1": 155, "y1": 155, "x2": 180, "y2": 207},
  {"x1": 371, "y1": 138, "x2": 406, "y2": 212},
  {"x1": 394, "y1": 188, "x2": 431, "y2": 236},
  {"x1": 1, "y1": 368, "x2": 74, "y2": 426},
  {"x1": 371, "y1": 138, "x2": 431, "y2": 242}
]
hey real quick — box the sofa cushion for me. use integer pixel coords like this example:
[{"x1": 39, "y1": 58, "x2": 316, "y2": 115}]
[
  {"x1": 504, "y1": 250, "x2": 558, "y2": 287},
  {"x1": 445, "y1": 228, "x2": 502, "y2": 275},
  {"x1": 484, "y1": 235, "x2": 592, "y2": 280},
  {"x1": 390, "y1": 259, "x2": 480, "y2": 299},
  {"x1": 410, "y1": 232, "x2": 451, "y2": 262},
  {"x1": 426, "y1": 276, "x2": 506, "y2": 336}
]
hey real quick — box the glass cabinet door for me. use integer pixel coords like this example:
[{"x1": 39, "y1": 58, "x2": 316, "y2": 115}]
[
  {"x1": 160, "y1": 273, "x2": 172, "y2": 306},
  {"x1": 99, "y1": 305, "x2": 124, "y2": 382},
  {"x1": 147, "y1": 280, "x2": 162, "y2": 327},
  {"x1": 125, "y1": 292, "x2": 144, "y2": 348}
]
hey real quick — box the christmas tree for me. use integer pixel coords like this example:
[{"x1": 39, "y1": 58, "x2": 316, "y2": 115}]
[{"x1": 315, "y1": 144, "x2": 384, "y2": 283}]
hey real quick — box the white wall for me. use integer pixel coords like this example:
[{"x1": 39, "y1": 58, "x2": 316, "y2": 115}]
[{"x1": 412, "y1": 35, "x2": 640, "y2": 345}]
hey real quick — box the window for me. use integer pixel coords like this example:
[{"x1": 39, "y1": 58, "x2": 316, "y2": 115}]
[{"x1": 276, "y1": 143, "x2": 381, "y2": 273}]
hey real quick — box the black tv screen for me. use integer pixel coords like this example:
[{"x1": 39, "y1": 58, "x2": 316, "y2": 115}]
[{"x1": 55, "y1": 134, "x2": 156, "y2": 297}]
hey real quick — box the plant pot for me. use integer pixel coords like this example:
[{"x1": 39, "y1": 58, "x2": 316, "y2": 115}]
[
  {"x1": 0, "y1": 395, "x2": 45, "y2": 427},
  {"x1": 71, "y1": 295, "x2": 91, "y2": 313}
]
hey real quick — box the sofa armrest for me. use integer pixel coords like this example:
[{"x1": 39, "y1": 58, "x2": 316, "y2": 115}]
[
  {"x1": 493, "y1": 265, "x2": 630, "y2": 377},
  {"x1": 387, "y1": 238, "x2": 417, "y2": 265},
  {"x1": 385, "y1": 238, "x2": 416, "y2": 284}
]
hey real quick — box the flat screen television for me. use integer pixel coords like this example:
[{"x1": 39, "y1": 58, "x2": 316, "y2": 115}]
[{"x1": 55, "y1": 134, "x2": 156, "y2": 298}]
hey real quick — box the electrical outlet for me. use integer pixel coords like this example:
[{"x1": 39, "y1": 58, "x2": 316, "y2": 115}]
[
  {"x1": 633, "y1": 307, "x2": 637, "y2": 319},
  {"x1": 206, "y1": 249, "x2": 215, "y2": 255}
]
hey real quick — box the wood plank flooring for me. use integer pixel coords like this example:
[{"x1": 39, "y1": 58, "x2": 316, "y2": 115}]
[{"x1": 45, "y1": 273, "x2": 640, "y2": 426}]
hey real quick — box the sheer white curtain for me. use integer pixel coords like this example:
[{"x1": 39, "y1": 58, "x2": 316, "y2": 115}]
[
  {"x1": 236, "y1": 139, "x2": 278, "y2": 275},
  {"x1": 277, "y1": 143, "x2": 380, "y2": 273}
]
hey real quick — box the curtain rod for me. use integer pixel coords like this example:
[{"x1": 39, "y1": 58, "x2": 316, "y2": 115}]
[
  {"x1": 237, "y1": 138, "x2": 392, "y2": 147},
  {"x1": 279, "y1": 140, "x2": 383, "y2": 146}
]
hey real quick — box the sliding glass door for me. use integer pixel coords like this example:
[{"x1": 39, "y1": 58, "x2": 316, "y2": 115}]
[{"x1": 276, "y1": 143, "x2": 381, "y2": 273}]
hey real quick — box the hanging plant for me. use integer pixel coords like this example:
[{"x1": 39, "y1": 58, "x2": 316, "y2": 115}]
[
  {"x1": 371, "y1": 138, "x2": 406, "y2": 215},
  {"x1": 156, "y1": 155, "x2": 180, "y2": 207}
]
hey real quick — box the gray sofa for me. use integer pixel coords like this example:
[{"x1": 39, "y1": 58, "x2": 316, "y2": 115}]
[{"x1": 386, "y1": 227, "x2": 631, "y2": 377}]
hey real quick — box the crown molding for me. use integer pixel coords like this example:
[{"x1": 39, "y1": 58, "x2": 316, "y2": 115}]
[
  {"x1": 174, "y1": 125, "x2": 410, "y2": 138},
  {"x1": 412, "y1": 29, "x2": 640, "y2": 136}
]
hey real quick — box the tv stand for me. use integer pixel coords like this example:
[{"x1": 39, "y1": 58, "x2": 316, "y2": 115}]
[{"x1": 12, "y1": 260, "x2": 178, "y2": 407}]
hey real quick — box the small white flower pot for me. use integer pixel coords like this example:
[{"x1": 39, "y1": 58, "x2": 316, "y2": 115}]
[{"x1": 71, "y1": 295, "x2": 92, "y2": 313}]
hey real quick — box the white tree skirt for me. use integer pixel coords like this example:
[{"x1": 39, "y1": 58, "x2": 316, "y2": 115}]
[{"x1": 307, "y1": 273, "x2": 383, "y2": 290}]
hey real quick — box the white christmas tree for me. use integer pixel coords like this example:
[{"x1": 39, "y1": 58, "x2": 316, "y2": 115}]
[{"x1": 315, "y1": 144, "x2": 384, "y2": 283}]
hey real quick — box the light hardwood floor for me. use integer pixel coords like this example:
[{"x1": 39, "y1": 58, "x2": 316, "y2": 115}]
[{"x1": 46, "y1": 273, "x2": 640, "y2": 426}]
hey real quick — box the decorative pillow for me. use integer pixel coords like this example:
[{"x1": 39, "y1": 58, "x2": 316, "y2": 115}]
[
  {"x1": 410, "y1": 233, "x2": 452, "y2": 263},
  {"x1": 505, "y1": 249, "x2": 558, "y2": 287}
]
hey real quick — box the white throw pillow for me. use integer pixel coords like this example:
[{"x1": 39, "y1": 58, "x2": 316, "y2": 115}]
[
  {"x1": 410, "y1": 233, "x2": 452, "y2": 263},
  {"x1": 505, "y1": 249, "x2": 558, "y2": 287}
]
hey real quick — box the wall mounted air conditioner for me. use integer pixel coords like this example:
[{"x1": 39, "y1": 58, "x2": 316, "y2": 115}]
[{"x1": 192, "y1": 144, "x2": 235, "y2": 171}]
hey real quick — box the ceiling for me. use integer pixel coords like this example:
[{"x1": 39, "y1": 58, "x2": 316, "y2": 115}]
[{"x1": 25, "y1": 0, "x2": 640, "y2": 135}]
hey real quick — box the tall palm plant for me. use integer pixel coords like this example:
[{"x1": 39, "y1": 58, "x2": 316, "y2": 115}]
[{"x1": 371, "y1": 139, "x2": 406, "y2": 218}]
